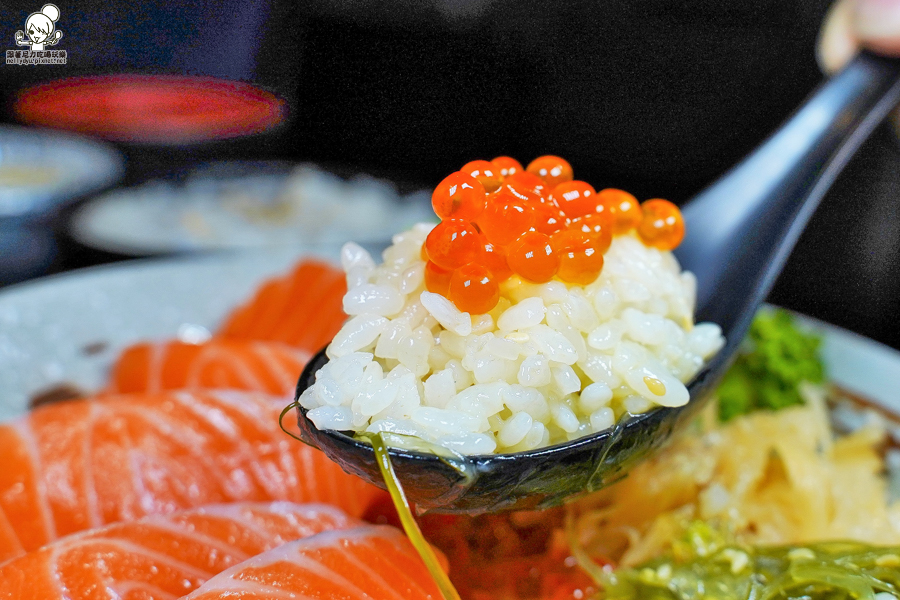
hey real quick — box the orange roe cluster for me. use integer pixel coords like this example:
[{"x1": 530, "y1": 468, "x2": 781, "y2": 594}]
[{"x1": 422, "y1": 155, "x2": 685, "y2": 314}]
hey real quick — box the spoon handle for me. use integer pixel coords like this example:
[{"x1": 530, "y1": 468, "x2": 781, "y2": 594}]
[{"x1": 675, "y1": 51, "x2": 900, "y2": 331}]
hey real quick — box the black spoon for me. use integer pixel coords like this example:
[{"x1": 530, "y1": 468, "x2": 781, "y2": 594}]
[{"x1": 292, "y1": 51, "x2": 900, "y2": 514}]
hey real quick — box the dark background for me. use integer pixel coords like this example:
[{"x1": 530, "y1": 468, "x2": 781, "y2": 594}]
[{"x1": 0, "y1": 0, "x2": 898, "y2": 351}]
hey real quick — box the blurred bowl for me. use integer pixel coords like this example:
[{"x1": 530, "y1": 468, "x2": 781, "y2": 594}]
[
  {"x1": 0, "y1": 125, "x2": 123, "y2": 220},
  {"x1": 68, "y1": 161, "x2": 433, "y2": 256},
  {"x1": 0, "y1": 126, "x2": 123, "y2": 283}
]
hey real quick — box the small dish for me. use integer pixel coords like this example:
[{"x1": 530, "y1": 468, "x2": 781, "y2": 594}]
[
  {"x1": 69, "y1": 162, "x2": 433, "y2": 256},
  {"x1": 0, "y1": 125, "x2": 123, "y2": 220}
]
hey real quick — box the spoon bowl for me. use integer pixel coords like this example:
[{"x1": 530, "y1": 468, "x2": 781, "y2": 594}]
[
  {"x1": 293, "y1": 51, "x2": 900, "y2": 514},
  {"x1": 295, "y1": 345, "x2": 727, "y2": 513}
]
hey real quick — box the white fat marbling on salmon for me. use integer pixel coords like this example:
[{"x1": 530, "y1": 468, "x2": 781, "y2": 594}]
[
  {"x1": 0, "y1": 502, "x2": 361, "y2": 600},
  {"x1": 106, "y1": 340, "x2": 311, "y2": 397},
  {"x1": 181, "y1": 526, "x2": 440, "y2": 600},
  {"x1": 11, "y1": 418, "x2": 56, "y2": 544},
  {"x1": 0, "y1": 390, "x2": 383, "y2": 562},
  {"x1": 82, "y1": 401, "x2": 103, "y2": 530}
]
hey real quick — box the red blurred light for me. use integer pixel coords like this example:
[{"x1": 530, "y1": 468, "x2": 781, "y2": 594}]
[{"x1": 14, "y1": 74, "x2": 285, "y2": 144}]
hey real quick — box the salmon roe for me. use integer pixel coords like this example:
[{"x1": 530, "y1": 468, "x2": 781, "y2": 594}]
[
  {"x1": 551, "y1": 229, "x2": 604, "y2": 285},
  {"x1": 596, "y1": 188, "x2": 642, "y2": 234},
  {"x1": 570, "y1": 213, "x2": 613, "y2": 254},
  {"x1": 550, "y1": 180, "x2": 597, "y2": 219},
  {"x1": 532, "y1": 201, "x2": 567, "y2": 236},
  {"x1": 483, "y1": 242, "x2": 513, "y2": 282},
  {"x1": 424, "y1": 261, "x2": 453, "y2": 296},
  {"x1": 527, "y1": 155, "x2": 574, "y2": 190},
  {"x1": 491, "y1": 156, "x2": 523, "y2": 179},
  {"x1": 424, "y1": 219, "x2": 483, "y2": 270},
  {"x1": 505, "y1": 171, "x2": 549, "y2": 197},
  {"x1": 637, "y1": 198, "x2": 685, "y2": 250},
  {"x1": 432, "y1": 172, "x2": 487, "y2": 221},
  {"x1": 479, "y1": 190, "x2": 536, "y2": 246},
  {"x1": 423, "y1": 156, "x2": 684, "y2": 313},
  {"x1": 461, "y1": 160, "x2": 503, "y2": 193},
  {"x1": 449, "y1": 263, "x2": 500, "y2": 314},
  {"x1": 508, "y1": 231, "x2": 559, "y2": 283}
]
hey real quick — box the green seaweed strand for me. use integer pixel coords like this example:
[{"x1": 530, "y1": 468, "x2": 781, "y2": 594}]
[
  {"x1": 278, "y1": 400, "x2": 311, "y2": 446},
  {"x1": 369, "y1": 433, "x2": 462, "y2": 600}
]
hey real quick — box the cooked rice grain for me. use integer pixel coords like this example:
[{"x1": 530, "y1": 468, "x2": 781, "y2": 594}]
[{"x1": 299, "y1": 224, "x2": 724, "y2": 455}]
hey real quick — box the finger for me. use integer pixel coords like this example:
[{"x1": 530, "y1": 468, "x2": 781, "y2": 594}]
[
  {"x1": 851, "y1": 0, "x2": 900, "y2": 54},
  {"x1": 818, "y1": 0, "x2": 859, "y2": 74}
]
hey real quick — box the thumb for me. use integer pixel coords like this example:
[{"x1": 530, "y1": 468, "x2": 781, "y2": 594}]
[
  {"x1": 850, "y1": 0, "x2": 900, "y2": 55},
  {"x1": 818, "y1": 0, "x2": 858, "y2": 74}
]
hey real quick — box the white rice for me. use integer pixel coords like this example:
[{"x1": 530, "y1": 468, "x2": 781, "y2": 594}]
[{"x1": 299, "y1": 223, "x2": 725, "y2": 455}]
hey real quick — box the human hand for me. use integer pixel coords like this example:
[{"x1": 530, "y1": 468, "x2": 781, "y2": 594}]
[{"x1": 819, "y1": 0, "x2": 900, "y2": 73}]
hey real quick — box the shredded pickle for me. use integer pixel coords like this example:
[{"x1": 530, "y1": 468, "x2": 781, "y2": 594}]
[
  {"x1": 367, "y1": 433, "x2": 462, "y2": 600},
  {"x1": 564, "y1": 505, "x2": 608, "y2": 586}
]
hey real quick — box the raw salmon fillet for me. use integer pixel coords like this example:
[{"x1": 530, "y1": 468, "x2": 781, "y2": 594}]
[
  {"x1": 0, "y1": 502, "x2": 360, "y2": 600},
  {"x1": 106, "y1": 339, "x2": 311, "y2": 396},
  {"x1": 0, "y1": 390, "x2": 384, "y2": 563},
  {"x1": 217, "y1": 259, "x2": 347, "y2": 352},
  {"x1": 182, "y1": 525, "x2": 444, "y2": 600}
]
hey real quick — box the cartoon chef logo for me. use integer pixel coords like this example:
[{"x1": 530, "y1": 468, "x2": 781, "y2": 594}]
[{"x1": 15, "y1": 4, "x2": 62, "y2": 51}]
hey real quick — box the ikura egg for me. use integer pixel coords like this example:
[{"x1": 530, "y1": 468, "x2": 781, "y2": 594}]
[
  {"x1": 550, "y1": 180, "x2": 597, "y2": 219},
  {"x1": 432, "y1": 172, "x2": 487, "y2": 221},
  {"x1": 570, "y1": 213, "x2": 613, "y2": 254},
  {"x1": 507, "y1": 231, "x2": 559, "y2": 283},
  {"x1": 505, "y1": 171, "x2": 550, "y2": 197},
  {"x1": 424, "y1": 260, "x2": 453, "y2": 296},
  {"x1": 424, "y1": 219, "x2": 483, "y2": 270},
  {"x1": 483, "y1": 242, "x2": 513, "y2": 282},
  {"x1": 595, "y1": 188, "x2": 642, "y2": 234},
  {"x1": 491, "y1": 156, "x2": 523, "y2": 179},
  {"x1": 461, "y1": 160, "x2": 503, "y2": 193},
  {"x1": 638, "y1": 198, "x2": 685, "y2": 250},
  {"x1": 532, "y1": 201, "x2": 567, "y2": 236},
  {"x1": 526, "y1": 155, "x2": 574, "y2": 189},
  {"x1": 449, "y1": 263, "x2": 500, "y2": 315},
  {"x1": 551, "y1": 229, "x2": 605, "y2": 285},
  {"x1": 479, "y1": 190, "x2": 537, "y2": 246}
]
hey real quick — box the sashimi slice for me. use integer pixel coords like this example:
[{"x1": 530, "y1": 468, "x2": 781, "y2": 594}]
[
  {"x1": 106, "y1": 339, "x2": 311, "y2": 396},
  {"x1": 0, "y1": 502, "x2": 360, "y2": 600},
  {"x1": 217, "y1": 259, "x2": 347, "y2": 352},
  {"x1": 0, "y1": 390, "x2": 385, "y2": 562},
  {"x1": 182, "y1": 525, "x2": 444, "y2": 600}
]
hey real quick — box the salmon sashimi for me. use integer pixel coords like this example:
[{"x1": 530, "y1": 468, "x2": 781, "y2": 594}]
[
  {"x1": 0, "y1": 502, "x2": 361, "y2": 600},
  {"x1": 0, "y1": 389, "x2": 384, "y2": 562},
  {"x1": 105, "y1": 339, "x2": 311, "y2": 396},
  {"x1": 217, "y1": 259, "x2": 347, "y2": 352},
  {"x1": 182, "y1": 525, "x2": 444, "y2": 600}
]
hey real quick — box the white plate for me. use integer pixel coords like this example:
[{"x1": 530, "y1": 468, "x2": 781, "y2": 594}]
[
  {"x1": 0, "y1": 245, "x2": 347, "y2": 420},
  {"x1": 0, "y1": 252, "x2": 898, "y2": 423},
  {"x1": 69, "y1": 163, "x2": 433, "y2": 255}
]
